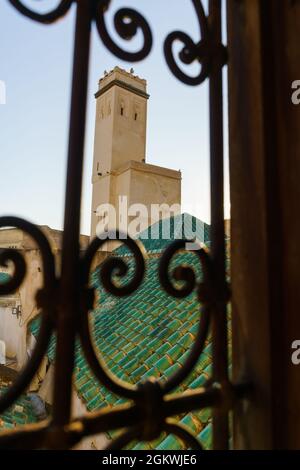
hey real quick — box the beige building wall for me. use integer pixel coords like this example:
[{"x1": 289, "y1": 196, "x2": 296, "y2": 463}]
[
  {"x1": 0, "y1": 304, "x2": 23, "y2": 363},
  {"x1": 36, "y1": 362, "x2": 109, "y2": 450},
  {"x1": 0, "y1": 226, "x2": 89, "y2": 369},
  {"x1": 114, "y1": 161, "x2": 181, "y2": 235},
  {"x1": 0, "y1": 229, "x2": 43, "y2": 369}
]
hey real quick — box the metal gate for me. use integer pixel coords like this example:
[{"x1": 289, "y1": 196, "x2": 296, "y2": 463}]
[{"x1": 0, "y1": 0, "x2": 248, "y2": 450}]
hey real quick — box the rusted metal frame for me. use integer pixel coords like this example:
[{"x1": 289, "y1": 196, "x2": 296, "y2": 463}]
[
  {"x1": 0, "y1": 381, "x2": 250, "y2": 449},
  {"x1": 106, "y1": 420, "x2": 204, "y2": 451},
  {"x1": 52, "y1": 1, "x2": 92, "y2": 426},
  {"x1": 0, "y1": 385, "x2": 221, "y2": 449},
  {"x1": 208, "y1": 0, "x2": 230, "y2": 450},
  {"x1": 0, "y1": 0, "x2": 234, "y2": 450}
]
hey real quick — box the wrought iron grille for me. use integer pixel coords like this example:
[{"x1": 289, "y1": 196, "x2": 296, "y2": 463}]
[{"x1": 0, "y1": 0, "x2": 248, "y2": 450}]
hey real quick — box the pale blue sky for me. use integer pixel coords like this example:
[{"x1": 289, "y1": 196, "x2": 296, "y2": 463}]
[{"x1": 0, "y1": 0, "x2": 229, "y2": 235}]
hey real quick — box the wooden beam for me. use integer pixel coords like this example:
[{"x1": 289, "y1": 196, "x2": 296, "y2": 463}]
[{"x1": 227, "y1": 0, "x2": 300, "y2": 449}]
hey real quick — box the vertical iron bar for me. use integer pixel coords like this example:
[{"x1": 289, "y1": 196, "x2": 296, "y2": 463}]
[
  {"x1": 52, "y1": 1, "x2": 92, "y2": 427},
  {"x1": 209, "y1": 0, "x2": 229, "y2": 449}
]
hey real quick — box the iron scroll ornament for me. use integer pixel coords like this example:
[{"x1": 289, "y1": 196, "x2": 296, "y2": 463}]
[
  {"x1": 0, "y1": 0, "x2": 240, "y2": 451},
  {"x1": 79, "y1": 235, "x2": 212, "y2": 402},
  {"x1": 1, "y1": 227, "x2": 225, "y2": 450},
  {"x1": 0, "y1": 217, "x2": 56, "y2": 415},
  {"x1": 7, "y1": 0, "x2": 226, "y2": 85}
]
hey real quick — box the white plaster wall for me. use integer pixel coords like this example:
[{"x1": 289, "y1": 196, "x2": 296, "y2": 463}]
[{"x1": 0, "y1": 305, "x2": 26, "y2": 367}]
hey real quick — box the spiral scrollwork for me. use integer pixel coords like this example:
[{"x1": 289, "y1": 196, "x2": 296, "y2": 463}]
[
  {"x1": 1, "y1": 0, "x2": 234, "y2": 451},
  {"x1": 7, "y1": 0, "x2": 73, "y2": 24},
  {"x1": 94, "y1": 2, "x2": 153, "y2": 62},
  {"x1": 7, "y1": 0, "x2": 226, "y2": 87},
  {"x1": 7, "y1": 0, "x2": 153, "y2": 62},
  {"x1": 158, "y1": 239, "x2": 197, "y2": 299},
  {"x1": 158, "y1": 240, "x2": 213, "y2": 393},
  {"x1": 79, "y1": 231, "x2": 146, "y2": 399},
  {"x1": 164, "y1": 0, "x2": 226, "y2": 86},
  {"x1": 158, "y1": 239, "x2": 212, "y2": 299},
  {"x1": 0, "y1": 248, "x2": 26, "y2": 296},
  {"x1": 0, "y1": 217, "x2": 56, "y2": 413},
  {"x1": 80, "y1": 235, "x2": 213, "y2": 418},
  {"x1": 81, "y1": 230, "x2": 146, "y2": 296}
]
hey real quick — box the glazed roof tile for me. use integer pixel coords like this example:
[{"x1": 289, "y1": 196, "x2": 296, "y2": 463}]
[
  {"x1": 0, "y1": 387, "x2": 37, "y2": 430},
  {"x1": 27, "y1": 214, "x2": 231, "y2": 449}
]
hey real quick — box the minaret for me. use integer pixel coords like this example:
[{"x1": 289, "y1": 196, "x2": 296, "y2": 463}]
[
  {"x1": 91, "y1": 67, "x2": 181, "y2": 243},
  {"x1": 92, "y1": 66, "x2": 148, "y2": 178}
]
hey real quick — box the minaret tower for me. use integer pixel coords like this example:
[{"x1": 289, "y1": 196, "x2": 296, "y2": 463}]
[
  {"x1": 92, "y1": 66, "x2": 148, "y2": 178},
  {"x1": 91, "y1": 67, "x2": 181, "y2": 241}
]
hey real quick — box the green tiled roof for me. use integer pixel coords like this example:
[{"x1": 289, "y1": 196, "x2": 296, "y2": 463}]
[
  {"x1": 0, "y1": 272, "x2": 11, "y2": 284},
  {"x1": 28, "y1": 214, "x2": 231, "y2": 449},
  {"x1": 0, "y1": 387, "x2": 37, "y2": 430},
  {"x1": 116, "y1": 213, "x2": 210, "y2": 255},
  {"x1": 78, "y1": 250, "x2": 216, "y2": 450}
]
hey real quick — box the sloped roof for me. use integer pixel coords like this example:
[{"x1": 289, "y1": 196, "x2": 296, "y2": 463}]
[
  {"x1": 28, "y1": 214, "x2": 230, "y2": 449},
  {"x1": 117, "y1": 213, "x2": 210, "y2": 255},
  {"x1": 0, "y1": 387, "x2": 37, "y2": 430}
]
